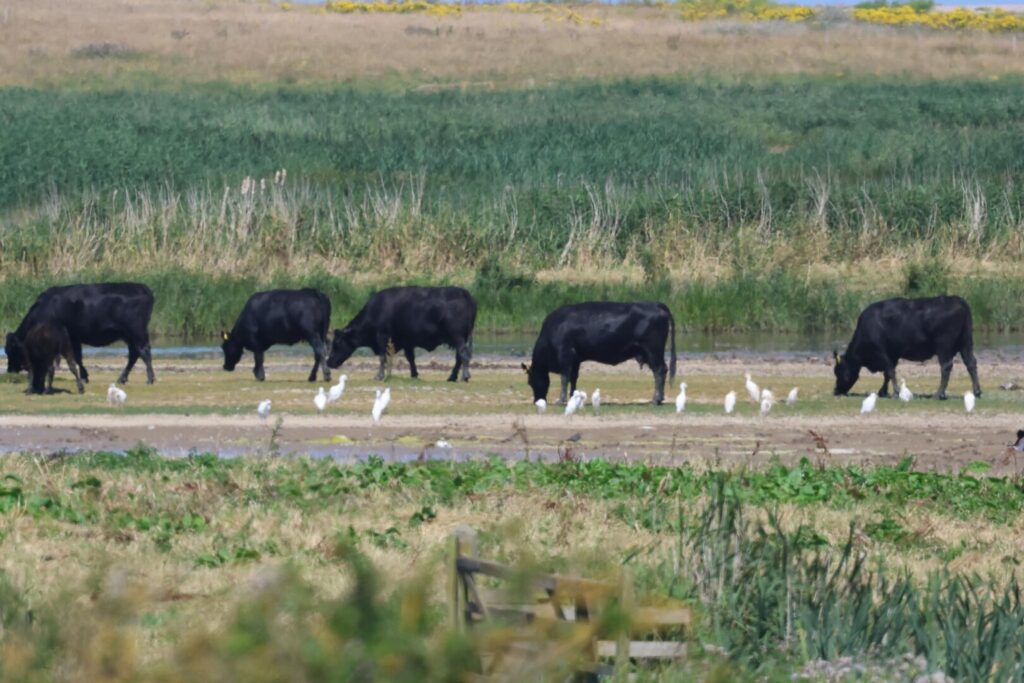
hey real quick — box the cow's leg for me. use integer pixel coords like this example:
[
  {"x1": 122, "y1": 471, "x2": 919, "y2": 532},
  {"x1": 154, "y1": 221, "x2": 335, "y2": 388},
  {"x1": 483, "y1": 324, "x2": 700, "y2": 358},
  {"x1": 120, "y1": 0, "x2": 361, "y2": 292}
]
[
  {"x1": 405, "y1": 348, "x2": 419, "y2": 379},
  {"x1": 140, "y1": 343, "x2": 156, "y2": 385},
  {"x1": 961, "y1": 348, "x2": 982, "y2": 397},
  {"x1": 65, "y1": 350, "x2": 84, "y2": 394},
  {"x1": 46, "y1": 364, "x2": 55, "y2": 394},
  {"x1": 460, "y1": 338, "x2": 472, "y2": 382},
  {"x1": 73, "y1": 341, "x2": 89, "y2": 383},
  {"x1": 375, "y1": 334, "x2": 389, "y2": 381},
  {"x1": 253, "y1": 350, "x2": 266, "y2": 382},
  {"x1": 559, "y1": 374, "x2": 569, "y2": 405},
  {"x1": 447, "y1": 352, "x2": 461, "y2": 383},
  {"x1": 569, "y1": 360, "x2": 582, "y2": 397},
  {"x1": 309, "y1": 338, "x2": 330, "y2": 382},
  {"x1": 118, "y1": 345, "x2": 140, "y2": 385},
  {"x1": 936, "y1": 355, "x2": 954, "y2": 400},
  {"x1": 879, "y1": 361, "x2": 897, "y2": 398}
]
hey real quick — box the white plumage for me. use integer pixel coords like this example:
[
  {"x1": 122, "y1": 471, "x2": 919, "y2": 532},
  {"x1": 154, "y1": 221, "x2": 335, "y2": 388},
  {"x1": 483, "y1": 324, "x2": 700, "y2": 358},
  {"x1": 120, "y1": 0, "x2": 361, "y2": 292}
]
[
  {"x1": 328, "y1": 375, "x2": 347, "y2": 403},
  {"x1": 745, "y1": 373, "x2": 760, "y2": 403},
  {"x1": 759, "y1": 389, "x2": 774, "y2": 417},
  {"x1": 724, "y1": 391, "x2": 736, "y2": 415},
  {"x1": 257, "y1": 399, "x2": 272, "y2": 421},
  {"x1": 861, "y1": 392, "x2": 877, "y2": 414},
  {"x1": 435, "y1": 439, "x2": 452, "y2": 449},
  {"x1": 372, "y1": 387, "x2": 391, "y2": 424},
  {"x1": 535, "y1": 398, "x2": 547, "y2": 414},
  {"x1": 107, "y1": 383, "x2": 127, "y2": 408},
  {"x1": 898, "y1": 379, "x2": 913, "y2": 402},
  {"x1": 675, "y1": 382, "x2": 687, "y2": 414},
  {"x1": 313, "y1": 387, "x2": 327, "y2": 414},
  {"x1": 786, "y1": 387, "x2": 799, "y2": 406},
  {"x1": 564, "y1": 390, "x2": 584, "y2": 417},
  {"x1": 592, "y1": 389, "x2": 601, "y2": 416},
  {"x1": 964, "y1": 391, "x2": 976, "y2": 414}
]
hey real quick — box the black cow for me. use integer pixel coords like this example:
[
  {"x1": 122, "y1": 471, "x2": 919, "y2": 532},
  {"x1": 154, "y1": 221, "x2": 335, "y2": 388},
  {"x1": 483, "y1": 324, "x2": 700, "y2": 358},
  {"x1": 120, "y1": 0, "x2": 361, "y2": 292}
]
[
  {"x1": 8, "y1": 321, "x2": 84, "y2": 395},
  {"x1": 5, "y1": 283, "x2": 155, "y2": 385},
  {"x1": 833, "y1": 295, "x2": 981, "y2": 400},
  {"x1": 221, "y1": 289, "x2": 331, "y2": 382},
  {"x1": 522, "y1": 301, "x2": 677, "y2": 405},
  {"x1": 327, "y1": 286, "x2": 476, "y2": 382}
]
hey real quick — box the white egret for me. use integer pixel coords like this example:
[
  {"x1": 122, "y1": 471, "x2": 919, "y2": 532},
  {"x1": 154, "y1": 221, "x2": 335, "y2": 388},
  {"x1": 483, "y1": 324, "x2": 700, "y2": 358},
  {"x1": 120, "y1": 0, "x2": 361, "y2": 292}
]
[
  {"x1": 861, "y1": 392, "x2": 877, "y2": 414},
  {"x1": 564, "y1": 390, "x2": 584, "y2": 418},
  {"x1": 899, "y1": 379, "x2": 913, "y2": 402},
  {"x1": 745, "y1": 373, "x2": 760, "y2": 403},
  {"x1": 328, "y1": 374, "x2": 347, "y2": 403},
  {"x1": 372, "y1": 387, "x2": 391, "y2": 424},
  {"x1": 435, "y1": 439, "x2": 452, "y2": 449},
  {"x1": 675, "y1": 383, "x2": 687, "y2": 414},
  {"x1": 313, "y1": 387, "x2": 327, "y2": 414},
  {"x1": 107, "y1": 383, "x2": 127, "y2": 408},
  {"x1": 535, "y1": 398, "x2": 547, "y2": 415},
  {"x1": 964, "y1": 391, "x2": 976, "y2": 414},
  {"x1": 724, "y1": 391, "x2": 736, "y2": 415},
  {"x1": 592, "y1": 389, "x2": 601, "y2": 416},
  {"x1": 257, "y1": 399, "x2": 272, "y2": 421},
  {"x1": 760, "y1": 389, "x2": 774, "y2": 417},
  {"x1": 786, "y1": 387, "x2": 799, "y2": 406}
]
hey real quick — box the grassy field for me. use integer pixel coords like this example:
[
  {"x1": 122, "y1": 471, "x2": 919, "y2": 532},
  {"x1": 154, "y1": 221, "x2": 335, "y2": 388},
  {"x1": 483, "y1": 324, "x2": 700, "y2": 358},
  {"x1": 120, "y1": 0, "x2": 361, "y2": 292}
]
[{"x1": 3, "y1": 449, "x2": 1024, "y2": 681}]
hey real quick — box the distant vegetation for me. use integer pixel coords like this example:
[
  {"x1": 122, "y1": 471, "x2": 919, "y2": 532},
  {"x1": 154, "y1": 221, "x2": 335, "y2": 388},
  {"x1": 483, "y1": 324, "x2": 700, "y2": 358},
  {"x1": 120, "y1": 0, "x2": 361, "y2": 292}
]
[{"x1": 2, "y1": 78, "x2": 1024, "y2": 335}]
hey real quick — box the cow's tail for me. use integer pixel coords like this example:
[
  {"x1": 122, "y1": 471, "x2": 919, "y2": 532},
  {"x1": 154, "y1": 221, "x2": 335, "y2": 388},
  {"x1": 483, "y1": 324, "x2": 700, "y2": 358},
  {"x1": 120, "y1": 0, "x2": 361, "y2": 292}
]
[{"x1": 668, "y1": 307, "x2": 677, "y2": 383}]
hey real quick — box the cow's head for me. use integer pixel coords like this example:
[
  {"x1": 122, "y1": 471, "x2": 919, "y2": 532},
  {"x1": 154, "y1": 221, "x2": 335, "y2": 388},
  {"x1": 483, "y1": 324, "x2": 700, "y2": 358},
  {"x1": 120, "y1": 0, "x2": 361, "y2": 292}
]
[
  {"x1": 521, "y1": 362, "x2": 549, "y2": 402},
  {"x1": 5, "y1": 333, "x2": 25, "y2": 374},
  {"x1": 327, "y1": 328, "x2": 356, "y2": 369},
  {"x1": 221, "y1": 330, "x2": 243, "y2": 371},
  {"x1": 832, "y1": 349, "x2": 860, "y2": 396}
]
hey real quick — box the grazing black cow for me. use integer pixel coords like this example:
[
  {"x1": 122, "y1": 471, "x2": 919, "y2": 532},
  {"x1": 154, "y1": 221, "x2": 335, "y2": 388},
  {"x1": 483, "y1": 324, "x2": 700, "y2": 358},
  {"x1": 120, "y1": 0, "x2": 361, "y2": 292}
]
[
  {"x1": 221, "y1": 289, "x2": 331, "y2": 382},
  {"x1": 833, "y1": 295, "x2": 982, "y2": 400},
  {"x1": 327, "y1": 286, "x2": 477, "y2": 382},
  {"x1": 522, "y1": 301, "x2": 677, "y2": 405},
  {"x1": 5, "y1": 283, "x2": 155, "y2": 385},
  {"x1": 8, "y1": 321, "x2": 84, "y2": 395}
]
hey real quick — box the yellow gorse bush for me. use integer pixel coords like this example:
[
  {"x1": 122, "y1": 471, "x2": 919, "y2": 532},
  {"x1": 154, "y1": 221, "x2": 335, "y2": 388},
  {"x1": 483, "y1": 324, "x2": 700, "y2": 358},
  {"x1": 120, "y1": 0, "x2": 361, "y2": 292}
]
[
  {"x1": 853, "y1": 5, "x2": 1024, "y2": 32},
  {"x1": 324, "y1": 0, "x2": 462, "y2": 16},
  {"x1": 677, "y1": 0, "x2": 814, "y2": 22}
]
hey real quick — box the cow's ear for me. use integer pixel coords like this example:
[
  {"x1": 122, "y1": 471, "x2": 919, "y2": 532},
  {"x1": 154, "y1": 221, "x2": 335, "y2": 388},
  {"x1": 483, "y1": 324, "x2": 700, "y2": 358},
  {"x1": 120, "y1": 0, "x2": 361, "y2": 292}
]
[
  {"x1": 833, "y1": 350, "x2": 841, "y2": 365},
  {"x1": 222, "y1": 330, "x2": 230, "y2": 342},
  {"x1": 520, "y1": 362, "x2": 530, "y2": 374}
]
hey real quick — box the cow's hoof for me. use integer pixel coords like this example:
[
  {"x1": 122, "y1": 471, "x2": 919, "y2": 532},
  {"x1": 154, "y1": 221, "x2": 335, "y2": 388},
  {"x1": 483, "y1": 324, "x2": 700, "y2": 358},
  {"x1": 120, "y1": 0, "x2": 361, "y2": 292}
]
[
  {"x1": 447, "y1": 376, "x2": 457, "y2": 383},
  {"x1": 974, "y1": 390, "x2": 983, "y2": 398},
  {"x1": 936, "y1": 393, "x2": 948, "y2": 401}
]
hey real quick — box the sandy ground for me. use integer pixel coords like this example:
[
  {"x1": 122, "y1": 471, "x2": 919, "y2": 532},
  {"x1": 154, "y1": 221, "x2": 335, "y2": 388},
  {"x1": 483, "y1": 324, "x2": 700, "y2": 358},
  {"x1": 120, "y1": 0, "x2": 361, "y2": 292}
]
[{"x1": 1, "y1": 352, "x2": 1022, "y2": 473}]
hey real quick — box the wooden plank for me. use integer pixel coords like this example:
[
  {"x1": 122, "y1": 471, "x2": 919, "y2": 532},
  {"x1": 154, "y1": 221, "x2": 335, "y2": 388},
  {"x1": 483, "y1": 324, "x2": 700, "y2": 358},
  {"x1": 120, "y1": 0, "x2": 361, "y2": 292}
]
[
  {"x1": 456, "y1": 556, "x2": 612, "y2": 596},
  {"x1": 596, "y1": 641, "x2": 688, "y2": 659}
]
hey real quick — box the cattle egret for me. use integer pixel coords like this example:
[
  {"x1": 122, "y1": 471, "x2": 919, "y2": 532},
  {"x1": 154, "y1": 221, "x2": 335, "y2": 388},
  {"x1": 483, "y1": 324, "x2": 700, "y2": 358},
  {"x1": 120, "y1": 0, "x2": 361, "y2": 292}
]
[
  {"x1": 675, "y1": 383, "x2": 687, "y2": 414},
  {"x1": 535, "y1": 398, "x2": 547, "y2": 414},
  {"x1": 760, "y1": 389, "x2": 774, "y2": 417},
  {"x1": 257, "y1": 399, "x2": 272, "y2": 421},
  {"x1": 578, "y1": 390, "x2": 588, "y2": 407},
  {"x1": 314, "y1": 387, "x2": 327, "y2": 414},
  {"x1": 964, "y1": 391, "x2": 976, "y2": 414},
  {"x1": 899, "y1": 379, "x2": 913, "y2": 402},
  {"x1": 1013, "y1": 430, "x2": 1024, "y2": 452},
  {"x1": 724, "y1": 391, "x2": 736, "y2": 415},
  {"x1": 435, "y1": 439, "x2": 452, "y2": 449},
  {"x1": 592, "y1": 389, "x2": 601, "y2": 416},
  {"x1": 372, "y1": 387, "x2": 391, "y2": 424},
  {"x1": 328, "y1": 375, "x2": 347, "y2": 403},
  {"x1": 107, "y1": 383, "x2": 127, "y2": 408},
  {"x1": 786, "y1": 387, "x2": 799, "y2": 406},
  {"x1": 861, "y1": 392, "x2": 877, "y2": 415},
  {"x1": 745, "y1": 374, "x2": 760, "y2": 403},
  {"x1": 564, "y1": 391, "x2": 584, "y2": 418}
]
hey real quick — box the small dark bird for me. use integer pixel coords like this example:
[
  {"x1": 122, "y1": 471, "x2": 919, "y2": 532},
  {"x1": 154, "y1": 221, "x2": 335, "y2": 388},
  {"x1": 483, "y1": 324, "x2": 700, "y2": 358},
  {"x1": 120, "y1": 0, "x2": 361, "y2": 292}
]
[{"x1": 565, "y1": 433, "x2": 582, "y2": 443}]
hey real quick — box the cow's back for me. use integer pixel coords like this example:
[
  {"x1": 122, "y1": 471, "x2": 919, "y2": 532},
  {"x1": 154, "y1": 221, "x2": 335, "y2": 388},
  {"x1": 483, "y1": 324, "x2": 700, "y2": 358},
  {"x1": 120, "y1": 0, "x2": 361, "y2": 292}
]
[{"x1": 852, "y1": 296, "x2": 972, "y2": 363}]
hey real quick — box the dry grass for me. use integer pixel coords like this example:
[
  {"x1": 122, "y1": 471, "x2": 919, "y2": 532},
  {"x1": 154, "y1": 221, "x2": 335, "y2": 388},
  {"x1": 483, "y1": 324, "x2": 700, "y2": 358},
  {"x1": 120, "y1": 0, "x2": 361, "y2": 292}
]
[{"x1": 2, "y1": 0, "x2": 1023, "y2": 87}]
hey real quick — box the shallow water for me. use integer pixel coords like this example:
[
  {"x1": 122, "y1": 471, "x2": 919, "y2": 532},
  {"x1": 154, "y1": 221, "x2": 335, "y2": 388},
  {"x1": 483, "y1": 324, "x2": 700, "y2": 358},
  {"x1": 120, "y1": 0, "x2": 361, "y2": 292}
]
[{"x1": 2, "y1": 329, "x2": 1019, "y2": 361}]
